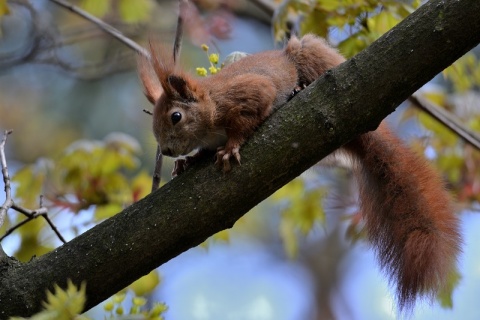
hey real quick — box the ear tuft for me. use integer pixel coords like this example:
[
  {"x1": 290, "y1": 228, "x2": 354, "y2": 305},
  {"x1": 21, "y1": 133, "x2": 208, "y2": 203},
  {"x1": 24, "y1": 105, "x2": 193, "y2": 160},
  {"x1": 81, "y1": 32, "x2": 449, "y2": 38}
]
[
  {"x1": 168, "y1": 75, "x2": 195, "y2": 101},
  {"x1": 137, "y1": 54, "x2": 163, "y2": 104}
]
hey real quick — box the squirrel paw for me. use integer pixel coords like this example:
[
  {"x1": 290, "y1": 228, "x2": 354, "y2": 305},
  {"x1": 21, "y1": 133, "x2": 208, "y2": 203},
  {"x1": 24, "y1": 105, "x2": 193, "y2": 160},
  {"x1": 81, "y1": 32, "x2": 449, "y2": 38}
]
[
  {"x1": 172, "y1": 158, "x2": 188, "y2": 177},
  {"x1": 215, "y1": 145, "x2": 241, "y2": 172},
  {"x1": 171, "y1": 155, "x2": 198, "y2": 177}
]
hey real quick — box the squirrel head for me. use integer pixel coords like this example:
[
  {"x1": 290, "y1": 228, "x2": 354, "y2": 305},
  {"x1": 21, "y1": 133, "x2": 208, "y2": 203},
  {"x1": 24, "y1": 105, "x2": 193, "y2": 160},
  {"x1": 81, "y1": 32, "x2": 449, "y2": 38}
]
[{"x1": 139, "y1": 44, "x2": 216, "y2": 157}]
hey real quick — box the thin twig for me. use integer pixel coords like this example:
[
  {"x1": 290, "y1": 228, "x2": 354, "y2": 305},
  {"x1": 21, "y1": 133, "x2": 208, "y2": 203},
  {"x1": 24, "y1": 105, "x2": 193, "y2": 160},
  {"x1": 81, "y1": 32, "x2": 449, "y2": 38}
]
[
  {"x1": 151, "y1": 0, "x2": 188, "y2": 191},
  {"x1": 48, "y1": 0, "x2": 151, "y2": 59},
  {"x1": 248, "y1": 0, "x2": 275, "y2": 17},
  {"x1": 0, "y1": 203, "x2": 66, "y2": 244},
  {"x1": 0, "y1": 217, "x2": 32, "y2": 241},
  {"x1": 0, "y1": 130, "x2": 13, "y2": 229},
  {"x1": 409, "y1": 94, "x2": 480, "y2": 151},
  {"x1": 173, "y1": 0, "x2": 189, "y2": 64},
  {"x1": 0, "y1": 131, "x2": 67, "y2": 244},
  {"x1": 151, "y1": 147, "x2": 163, "y2": 192},
  {"x1": 41, "y1": 213, "x2": 67, "y2": 244},
  {"x1": 143, "y1": 109, "x2": 153, "y2": 116}
]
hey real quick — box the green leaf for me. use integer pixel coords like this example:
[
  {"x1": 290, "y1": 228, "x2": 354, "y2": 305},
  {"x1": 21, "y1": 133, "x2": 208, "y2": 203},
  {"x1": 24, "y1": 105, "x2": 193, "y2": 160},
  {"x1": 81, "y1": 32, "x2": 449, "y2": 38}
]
[
  {"x1": 14, "y1": 280, "x2": 88, "y2": 319},
  {"x1": 12, "y1": 159, "x2": 51, "y2": 208},
  {"x1": 437, "y1": 267, "x2": 461, "y2": 309},
  {"x1": 79, "y1": 0, "x2": 111, "y2": 17},
  {"x1": 366, "y1": 10, "x2": 401, "y2": 36},
  {"x1": 316, "y1": 0, "x2": 340, "y2": 11},
  {"x1": 273, "y1": 178, "x2": 327, "y2": 258},
  {"x1": 300, "y1": 8, "x2": 329, "y2": 37},
  {"x1": 94, "y1": 203, "x2": 124, "y2": 220},
  {"x1": 118, "y1": 0, "x2": 153, "y2": 24},
  {"x1": 418, "y1": 111, "x2": 458, "y2": 147},
  {"x1": 129, "y1": 271, "x2": 161, "y2": 296},
  {"x1": 0, "y1": 0, "x2": 9, "y2": 18},
  {"x1": 280, "y1": 217, "x2": 298, "y2": 258}
]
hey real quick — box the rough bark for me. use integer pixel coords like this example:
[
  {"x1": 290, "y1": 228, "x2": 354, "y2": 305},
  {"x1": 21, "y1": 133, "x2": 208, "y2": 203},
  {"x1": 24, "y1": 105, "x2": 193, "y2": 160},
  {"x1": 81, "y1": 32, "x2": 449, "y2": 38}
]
[{"x1": 1, "y1": 0, "x2": 480, "y2": 317}]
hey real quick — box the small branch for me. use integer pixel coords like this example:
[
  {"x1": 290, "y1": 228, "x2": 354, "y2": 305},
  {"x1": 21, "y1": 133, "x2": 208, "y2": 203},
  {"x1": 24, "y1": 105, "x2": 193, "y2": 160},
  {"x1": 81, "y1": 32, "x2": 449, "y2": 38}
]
[
  {"x1": 0, "y1": 217, "x2": 32, "y2": 242},
  {"x1": 409, "y1": 94, "x2": 480, "y2": 151},
  {"x1": 173, "y1": 0, "x2": 189, "y2": 64},
  {"x1": 41, "y1": 213, "x2": 67, "y2": 244},
  {"x1": 151, "y1": 146, "x2": 163, "y2": 192},
  {"x1": 151, "y1": 0, "x2": 188, "y2": 192},
  {"x1": 248, "y1": 0, "x2": 275, "y2": 17},
  {"x1": 0, "y1": 130, "x2": 14, "y2": 229},
  {"x1": 48, "y1": 0, "x2": 150, "y2": 59},
  {"x1": 0, "y1": 131, "x2": 66, "y2": 244},
  {"x1": 0, "y1": 204, "x2": 66, "y2": 244}
]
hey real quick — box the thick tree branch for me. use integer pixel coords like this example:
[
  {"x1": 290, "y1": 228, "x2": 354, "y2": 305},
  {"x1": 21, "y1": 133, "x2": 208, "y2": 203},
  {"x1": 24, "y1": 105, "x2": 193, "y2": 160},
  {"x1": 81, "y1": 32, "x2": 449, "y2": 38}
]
[{"x1": 1, "y1": 0, "x2": 479, "y2": 317}]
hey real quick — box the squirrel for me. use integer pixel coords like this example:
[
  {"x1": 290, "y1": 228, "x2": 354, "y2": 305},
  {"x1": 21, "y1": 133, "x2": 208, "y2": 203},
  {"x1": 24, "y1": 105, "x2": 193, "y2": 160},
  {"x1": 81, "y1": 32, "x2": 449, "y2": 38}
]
[{"x1": 138, "y1": 34, "x2": 461, "y2": 310}]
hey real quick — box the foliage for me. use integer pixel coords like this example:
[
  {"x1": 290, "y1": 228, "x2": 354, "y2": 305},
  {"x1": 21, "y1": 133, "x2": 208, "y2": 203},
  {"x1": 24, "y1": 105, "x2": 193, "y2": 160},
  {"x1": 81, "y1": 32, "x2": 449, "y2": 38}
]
[
  {"x1": 10, "y1": 280, "x2": 87, "y2": 320},
  {"x1": 8, "y1": 133, "x2": 151, "y2": 259},
  {"x1": 8, "y1": 279, "x2": 168, "y2": 320},
  {"x1": 103, "y1": 292, "x2": 167, "y2": 320},
  {"x1": 78, "y1": 0, "x2": 153, "y2": 24},
  {"x1": 273, "y1": 0, "x2": 420, "y2": 56},
  {"x1": 272, "y1": 178, "x2": 326, "y2": 258},
  {"x1": 399, "y1": 52, "x2": 480, "y2": 203}
]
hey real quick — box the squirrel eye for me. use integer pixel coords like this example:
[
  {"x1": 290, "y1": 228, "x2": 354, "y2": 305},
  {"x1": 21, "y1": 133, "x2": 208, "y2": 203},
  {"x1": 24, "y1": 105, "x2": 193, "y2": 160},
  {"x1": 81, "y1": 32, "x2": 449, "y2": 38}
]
[{"x1": 171, "y1": 112, "x2": 182, "y2": 125}]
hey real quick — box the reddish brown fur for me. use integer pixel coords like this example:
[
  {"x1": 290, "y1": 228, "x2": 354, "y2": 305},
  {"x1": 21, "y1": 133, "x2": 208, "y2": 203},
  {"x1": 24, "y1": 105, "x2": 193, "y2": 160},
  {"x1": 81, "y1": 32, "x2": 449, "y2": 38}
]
[
  {"x1": 344, "y1": 124, "x2": 461, "y2": 309},
  {"x1": 139, "y1": 34, "x2": 461, "y2": 310}
]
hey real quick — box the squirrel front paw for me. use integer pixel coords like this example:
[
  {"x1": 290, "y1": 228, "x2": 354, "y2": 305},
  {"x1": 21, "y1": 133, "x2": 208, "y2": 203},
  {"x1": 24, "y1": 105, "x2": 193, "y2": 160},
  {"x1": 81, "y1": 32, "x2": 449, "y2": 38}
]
[
  {"x1": 215, "y1": 145, "x2": 241, "y2": 172},
  {"x1": 172, "y1": 158, "x2": 188, "y2": 177}
]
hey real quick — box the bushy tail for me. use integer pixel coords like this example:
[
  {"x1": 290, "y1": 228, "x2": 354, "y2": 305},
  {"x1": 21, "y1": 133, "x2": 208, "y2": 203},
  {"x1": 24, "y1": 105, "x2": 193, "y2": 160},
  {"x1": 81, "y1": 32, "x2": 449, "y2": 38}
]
[{"x1": 344, "y1": 123, "x2": 461, "y2": 310}]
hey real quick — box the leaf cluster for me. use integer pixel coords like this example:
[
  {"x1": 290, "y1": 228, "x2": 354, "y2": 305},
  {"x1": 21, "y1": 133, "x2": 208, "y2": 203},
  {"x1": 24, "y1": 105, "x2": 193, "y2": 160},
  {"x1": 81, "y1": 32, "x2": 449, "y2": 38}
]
[{"x1": 273, "y1": 0, "x2": 420, "y2": 56}]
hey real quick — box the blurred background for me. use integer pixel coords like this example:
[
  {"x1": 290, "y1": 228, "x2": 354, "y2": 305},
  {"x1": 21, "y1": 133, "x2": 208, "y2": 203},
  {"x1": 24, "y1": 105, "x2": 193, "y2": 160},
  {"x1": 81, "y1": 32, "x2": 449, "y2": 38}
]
[{"x1": 1, "y1": 0, "x2": 479, "y2": 319}]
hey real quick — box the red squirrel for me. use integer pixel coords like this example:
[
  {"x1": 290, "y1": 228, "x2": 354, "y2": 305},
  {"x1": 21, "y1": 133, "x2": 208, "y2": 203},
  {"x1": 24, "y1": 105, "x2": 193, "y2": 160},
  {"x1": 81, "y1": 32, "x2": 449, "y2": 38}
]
[{"x1": 138, "y1": 34, "x2": 461, "y2": 310}]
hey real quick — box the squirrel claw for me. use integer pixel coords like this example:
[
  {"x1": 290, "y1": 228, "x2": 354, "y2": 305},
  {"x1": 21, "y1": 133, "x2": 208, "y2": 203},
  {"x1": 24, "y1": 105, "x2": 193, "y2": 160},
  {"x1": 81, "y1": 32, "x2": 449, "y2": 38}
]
[
  {"x1": 215, "y1": 146, "x2": 241, "y2": 172},
  {"x1": 172, "y1": 159, "x2": 187, "y2": 177}
]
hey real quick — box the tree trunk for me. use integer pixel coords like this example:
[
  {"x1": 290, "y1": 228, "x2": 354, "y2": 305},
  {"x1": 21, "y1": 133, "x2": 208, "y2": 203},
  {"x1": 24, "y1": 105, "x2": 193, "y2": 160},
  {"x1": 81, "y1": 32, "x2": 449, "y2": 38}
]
[{"x1": 1, "y1": 0, "x2": 480, "y2": 317}]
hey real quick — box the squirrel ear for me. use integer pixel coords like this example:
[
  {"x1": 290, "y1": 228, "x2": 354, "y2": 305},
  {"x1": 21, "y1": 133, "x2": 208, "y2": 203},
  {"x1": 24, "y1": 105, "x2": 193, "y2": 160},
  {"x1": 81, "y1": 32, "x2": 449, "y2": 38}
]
[
  {"x1": 168, "y1": 75, "x2": 195, "y2": 101},
  {"x1": 137, "y1": 54, "x2": 163, "y2": 104}
]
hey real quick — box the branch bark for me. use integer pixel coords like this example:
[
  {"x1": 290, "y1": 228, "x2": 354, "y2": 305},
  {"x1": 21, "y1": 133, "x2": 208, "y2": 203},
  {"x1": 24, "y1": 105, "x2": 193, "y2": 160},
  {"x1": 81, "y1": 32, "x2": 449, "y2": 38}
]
[{"x1": 1, "y1": 0, "x2": 480, "y2": 317}]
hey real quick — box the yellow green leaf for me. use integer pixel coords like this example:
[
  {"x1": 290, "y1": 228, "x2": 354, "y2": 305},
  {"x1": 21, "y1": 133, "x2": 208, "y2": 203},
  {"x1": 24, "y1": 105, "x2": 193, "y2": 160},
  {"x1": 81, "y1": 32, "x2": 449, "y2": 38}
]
[
  {"x1": 272, "y1": 178, "x2": 304, "y2": 200},
  {"x1": 280, "y1": 217, "x2": 298, "y2": 259},
  {"x1": 43, "y1": 280, "x2": 86, "y2": 316},
  {"x1": 129, "y1": 271, "x2": 160, "y2": 296},
  {"x1": 437, "y1": 267, "x2": 461, "y2": 309},
  {"x1": 131, "y1": 171, "x2": 153, "y2": 202},
  {"x1": 0, "y1": 0, "x2": 10, "y2": 17},
  {"x1": 317, "y1": 0, "x2": 340, "y2": 11},
  {"x1": 367, "y1": 11, "x2": 400, "y2": 36},
  {"x1": 79, "y1": 0, "x2": 110, "y2": 17},
  {"x1": 94, "y1": 203, "x2": 124, "y2": 220},
  {"x1": 418, "y1": 111, "x2": 458, "y2": 147},
  {"x1": 118, "y1": 0, "x2": 153, "y2": 24}
]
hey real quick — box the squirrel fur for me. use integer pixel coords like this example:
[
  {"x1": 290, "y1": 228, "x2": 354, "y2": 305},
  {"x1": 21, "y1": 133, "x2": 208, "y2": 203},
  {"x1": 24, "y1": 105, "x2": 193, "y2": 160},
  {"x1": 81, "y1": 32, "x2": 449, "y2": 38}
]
[{"x1": 139, "y1": 34, "x2": 461, "y2": 310}]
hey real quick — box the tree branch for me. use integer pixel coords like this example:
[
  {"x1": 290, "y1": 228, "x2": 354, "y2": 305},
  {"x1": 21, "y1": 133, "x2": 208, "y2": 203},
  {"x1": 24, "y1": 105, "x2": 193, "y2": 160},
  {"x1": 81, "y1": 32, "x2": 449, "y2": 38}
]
[
  {"x1": 408, "y1": 94, "x2": 480, "y2": 150},
  {"x1": 1, "y1": 0, "x2": 480, "y2": 317},
  {"x1": 0, "y1": 130, "x2": 13, "y2": 229},
  {"x1": 0, "y1": 131, "x2": 66, "y2": 245}
]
